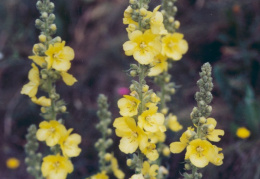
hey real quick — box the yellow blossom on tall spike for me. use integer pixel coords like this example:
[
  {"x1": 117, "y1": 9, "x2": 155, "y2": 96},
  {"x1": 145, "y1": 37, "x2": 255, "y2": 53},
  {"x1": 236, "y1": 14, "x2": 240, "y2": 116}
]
[
  {"x1": 148, "y1": 54, "x2": 168, "y2": 76},
  {"x1": 123, "y1": 6, "x2": 138, "y2": 26},
  {"x1": 123, "y1": 30, "x2": 161, "y2": 65},
  {"x1": 142, "y1": 161, "x2": 159, "y2": 179},
  {"x1": 170, "y1": 128, "x2": 194, "y2": 153},
  {"x1": 89, "y1": 171, "x2": 109, "y2": 179},
  {"x1": 161, "y1": 33, "x2": 188, "y2": 60},
  {"x1": 21, "y1": 63, "x2": 40, "y2": 97},
  {"x1": 167, "y1": 114, "x2": 183, "y2": 132},
  {"x1": 60, "y1": 71, "x2": 78, "y2": 86},
  {"x1": 59, "y1": 129, "x2": 82, "y2": 158},
  {"x1": 41, "y1": 154, "x2": 73, "y2": 179},
  {"x1": 111, "y1": 157, "x2": 125, "y2": 179},
  {"x1": 150, "y1": 6, "x2": 168, "y2": 35},
  {"x1": 113, "y1": 117, "x2": 147, "y2": 154},
  {"x1": 31, "y1": 96, "x2": 51, "y2": 107},
  {"x1": 205, "y1": 118, "x2": 224, "y2": 142},
  {"x1": 138, "y1": 106, "x2": 166, "y2": 133},
  {"x1": 185, "y1": 139, "x2": 223, "y2": 168},
  {"x1": 36, "y1": 120, "x2": 67, "y2": 146},
  {"x1": 118, "y1": 95, "x2": 141, "y2": 117},
  {"x1": 140, "y1": 142, "x2": 159, "y2": 161},
  {"x1": 45, "y1": 41, "x2": 74, "y2": 71}
]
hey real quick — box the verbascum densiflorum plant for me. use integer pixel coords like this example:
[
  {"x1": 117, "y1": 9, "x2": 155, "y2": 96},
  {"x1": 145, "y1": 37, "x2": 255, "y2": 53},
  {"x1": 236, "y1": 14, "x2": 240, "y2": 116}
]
[
  {"x1": 22, "y1": 0, "x2": 81, "y2": 179},
  {"x1": 88, "y1": 94, "x2": 124, "y2": 179},
  {"x1": 113, "y1": 0, "x2": 184, "y2": 178},
  {"x1": 170, "y1": 63, "x2": 224, "y2": 179}
]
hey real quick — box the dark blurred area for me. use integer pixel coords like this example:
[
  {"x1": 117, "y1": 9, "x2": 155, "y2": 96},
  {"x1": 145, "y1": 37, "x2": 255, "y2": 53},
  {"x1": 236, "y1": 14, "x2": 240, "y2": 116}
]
[{"x1": 0, "y1": 0, "x2": 260, "y2": 178}]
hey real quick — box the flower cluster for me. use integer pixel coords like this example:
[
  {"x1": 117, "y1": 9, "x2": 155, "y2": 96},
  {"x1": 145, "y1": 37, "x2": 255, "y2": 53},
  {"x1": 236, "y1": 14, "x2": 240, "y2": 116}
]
[
  {"x1": 35, "y1": 120, "x2": 81, "y2": 179},
  {"x1": 170, "y1": 63, "x2": 224, "y2": 178},
  {"x1": 22, "y1": 1, "x2": 81, "y2": 179}
]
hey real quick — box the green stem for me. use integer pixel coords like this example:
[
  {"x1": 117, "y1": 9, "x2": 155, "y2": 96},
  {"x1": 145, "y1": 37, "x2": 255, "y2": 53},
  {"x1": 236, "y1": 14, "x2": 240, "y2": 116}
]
[{"x1": 160, "y1": 71, "x2": 167, "y2": 110}]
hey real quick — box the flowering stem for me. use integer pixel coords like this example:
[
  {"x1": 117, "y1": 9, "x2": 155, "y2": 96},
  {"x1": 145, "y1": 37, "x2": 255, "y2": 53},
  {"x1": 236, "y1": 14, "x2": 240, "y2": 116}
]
[{"x1": 160, "y1": 71, "x2": 167, "y2": 110}]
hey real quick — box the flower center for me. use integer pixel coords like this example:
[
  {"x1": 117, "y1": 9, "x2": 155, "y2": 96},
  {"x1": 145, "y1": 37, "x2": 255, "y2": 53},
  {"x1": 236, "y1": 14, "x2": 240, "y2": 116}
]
[
  {"x1": 140, "y1": 42, "x2": 147, "y2": 49},
  {"x1": 196, "y1": 146, "x2": 204, "y2": 153},
  {"x1": 53, "y1": 161, "x2": 60, "y2": 169},
  {"x1": 49, "y1": 127, "x2": 55, "y2": 133},
  {"x1": 168, "y1": 41, "x2": 175, "y2": 48},
  {"x1": 53, "y1": 52, "x2": 59, "y2": 59}
]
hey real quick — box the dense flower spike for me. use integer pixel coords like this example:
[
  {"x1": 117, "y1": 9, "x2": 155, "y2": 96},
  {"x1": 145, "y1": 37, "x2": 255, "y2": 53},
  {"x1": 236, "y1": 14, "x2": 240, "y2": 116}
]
[
  {"x1": 22, "y1": 0, "x2": 81, "y2": 178},
  {"x1": 169, "y1": 63, "x2": 224, "y2": 178}
]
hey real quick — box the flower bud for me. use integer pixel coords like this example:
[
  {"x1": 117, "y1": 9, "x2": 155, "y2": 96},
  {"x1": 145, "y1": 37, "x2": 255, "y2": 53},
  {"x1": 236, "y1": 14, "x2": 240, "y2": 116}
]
[
  {"x1": 140, "y1": 8, "x2": 147, "y2": 16},
  {"x1": 207, "y1": 124, "x2": 214, "y2": 132},
  {"x1": 199, "y1": 117, "x2": 206, "y2": 124},
  {"x1": 104, "y1": 153, "x2": 112, "y2": 161},
  {"x1": 162, "y1": 147, "x2": 170, "y2": 157},
  {"x1": 142, "y1": 85, "x2": 149, "y2": 92},
  {"x1": 50, "y1": 24, "x2": 57, "y2": 31},
  {"x1": 130, "y1": 70, "x2": 137, "y2": 77},
  {"x1": 174, "y1": 20, "x2": 180, "y2": 29},
  {"x1": 127, "y1": 159, "x2": 132, "y2": 166},
  {"x1": 39, "y1": 34, "x2": 46, "y2": 42},
  {"x1": 161, "y1": 108, "x2": 168, "y2": 115},
  {"x1": 169, "y1": 17, "x2": 174, "y2": 23},
  {"x1": 184, "y1": 163, "x2": 191, "y2": 170}
]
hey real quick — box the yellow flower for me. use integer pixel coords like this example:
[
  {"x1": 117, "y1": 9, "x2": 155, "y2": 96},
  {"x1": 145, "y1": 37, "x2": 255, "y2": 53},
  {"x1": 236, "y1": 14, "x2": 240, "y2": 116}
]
[
  {"x1": 185, "y1": 139, "x2": 215, "y2": 168},
  {"x1": 45, "y1": 41, "x2": 74, "y2": 71},
  {"x1": 89, "y1": 171, "x2": 109, "y2": 179},
  {"x1": 140, "y1": 141, "x2": 159, "y2": 161},
  {"x1": 31, "y1": 96, "x2": 51, "y2": 107},
  {"x1": 236, "y1": 127, "x2": 250, "y2": 139},
  {"x1": 113, "y1": 117, "x2": 147, "y2": 154},
  {"x1": 123, "y1": 6, "x2": 138, "y2": 26},
  {"x1": 21, "y1": 63, "x2": 40, "y2": 97},
  {"x1": 142, "y1": 161, "x2": 159, "y2": 179},
  {"x1": 167, "y1": 114, "x2": 183, "y2": 132},
  {"x1": 205, "y1": 118, "x2": 224, "y2": 142},
  {"x1": 161, "y1": 33, "x2": 188, "y2": 61},
  {"x1": 41, "y1": 154, "x2": 73, "y2": 179},
  {"x1": 170, "y1": 128, "x2": 194, "y2": 153},
  {"x1": 60, "y1": 71, "x2": 77, "y2": 86},
  {"x1": 123, "y1": 30, "x2": 161, "y2": 65},
  {"x1": 150, "y1": 6, "x2": 167, "y2": 35},
  {"x1": 148, "y1": 131, "x2": 166, "y2": 143},
  {"x1": 118, "y1": 95, "x2": 140, "y2": 117},
  {"x1": 130, "y1": 174, "x2": 145, "y2": 179},
  {"x1": 148, "y1": 54, "x2": 168, "y2": 76},
  {"x1": 6, "y1": 157, "x2": 20, "y2": 169},
  {"x1": 138, "y1": 106, "x2": 166, "y2": 133},
  {"x1": 111, "y1": 157, "x2": 125, "y2": 179},
  {"x1": 36, "y1": 120, "x2": 67, "y2": 146},
  {"x1": 209, "y1": 146, "x2": 224, "y2": 166},
  {"x1": 59, "y1": 129, "x2": 82, "y2": 157}
]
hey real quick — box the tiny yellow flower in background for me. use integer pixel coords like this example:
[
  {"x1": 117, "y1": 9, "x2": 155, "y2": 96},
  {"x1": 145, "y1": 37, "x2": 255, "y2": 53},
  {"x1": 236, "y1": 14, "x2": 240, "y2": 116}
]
[
  {"x1": 6, "y1": 157, "x2": 20, "y2": 169},
  {"x1": 36, "y1": 120, "x2": 67, "y2": 146},
  {"x1": 142, "y1": 161, "x2": 159, "y2": 179},
  {"x1": 41, "y1": 154, "x2": 73, "y2": 179},
  {"x1": 161, "y1": 33, "x2": 188, "y2": 61},
  {"x1": 118, "y1": 95, "x2": 140, "y2": 117},
  {"x1": 148, "y1": 54, "x2": 168, "y2": 76},
  {"x1": 205, "y1": 118, "x2": 224, "y2": 142},
  {"x1": 45, "y1": 41, "x2": 74, "y2": 71},
  {"x1": 113, "y1": 117, "x2": 147, "y2": 154},
  {"x1": 236, "y1": 127, "x2": 251, "y2": 139},
  {"x1": 167, "y1": 114, "x2": 183, "y2": 132},
  {"x1": 59, "y1": 129, "x2": 82, "y2": 157},
  {"x1": 185, "y1": 139, "x2": 215, "y2": 168},
  {"x1": 123, "y1": 30, "x2": 161, "y2": 65},
  {"x1": 31, "y1": 96, "x2": 51, "y2": 107},
  {"x1": 21, "y1": 63, "x2": 40, "y2": 97},
  {"x1": 162, "y1": 146, "x2": 170, "y2": 157}
]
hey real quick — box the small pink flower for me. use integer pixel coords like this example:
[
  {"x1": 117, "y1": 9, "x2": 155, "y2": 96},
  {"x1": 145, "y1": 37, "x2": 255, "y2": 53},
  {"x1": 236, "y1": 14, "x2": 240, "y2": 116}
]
[{"x1": 117, "y1": 87, "x2": 130, "y2": 96}]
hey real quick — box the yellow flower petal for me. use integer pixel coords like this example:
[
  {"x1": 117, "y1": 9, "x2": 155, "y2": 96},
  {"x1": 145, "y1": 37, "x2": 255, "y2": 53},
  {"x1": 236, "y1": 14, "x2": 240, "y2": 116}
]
[
  {"x1": 60, "y1": 72, "x2": 77, "y2": 86},
  {"x1": 207, "y1": 129, "x2": 224, "y2": 142},
  {"x1": 170, "y1": 142, "x2": 186, "y2": 153}
]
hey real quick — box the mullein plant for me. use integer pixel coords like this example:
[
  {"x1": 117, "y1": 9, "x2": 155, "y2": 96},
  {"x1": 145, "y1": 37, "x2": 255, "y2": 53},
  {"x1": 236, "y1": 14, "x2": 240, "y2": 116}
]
[
  {"x1": 21, "y1": 0, "x2": 81, "y2": 179},
  {"x1": 89, "y1": 94, "x2": 124, "y2": 179},
  {"x1": 170, "y1": 63, "x2": 224, "y2": 179},
  {"x1": 113, "y1": 0, "x2": 187, "y2": 178}
]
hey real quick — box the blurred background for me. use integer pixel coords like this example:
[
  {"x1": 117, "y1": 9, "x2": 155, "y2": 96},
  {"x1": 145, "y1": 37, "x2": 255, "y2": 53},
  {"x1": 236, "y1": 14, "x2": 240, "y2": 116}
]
[{"x1": 0, "y1": 0, "x2": 260, "y2": 178}]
